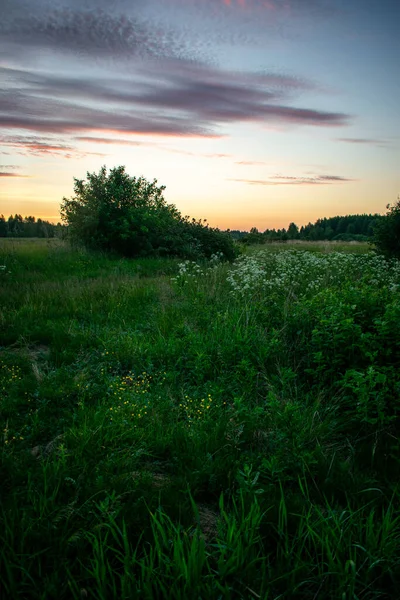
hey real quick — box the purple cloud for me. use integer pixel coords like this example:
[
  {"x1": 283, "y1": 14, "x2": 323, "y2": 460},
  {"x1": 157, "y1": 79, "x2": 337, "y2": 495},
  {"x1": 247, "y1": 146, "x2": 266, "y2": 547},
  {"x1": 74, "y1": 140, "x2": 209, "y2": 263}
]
[
  {"x1": 0, "y1": 3, "x2": 198, "y2": 62},
  {"x1": 0, "y1": 171, "x2": 30, "y2": 177},
  {"x1": 76, "y1": 136, "x2": 232, "y2": 160},
  {"x1": 0, "y1": 0, "x2": 339, "y2": 65},
  {"x1": 0, "y1": 135, "x2": 107, "y2": 158},
  {"x1": 0, "y1": 62, "x2": 350, "y2": 142},
  {"x1": 229, "y1": 173, "x2": 355, "y2": 185},
  {"x1": 336, "y1": 137, "x2": 389, "y2": 147},
  {"x1": 76, "y1": 136, "x2": 145, "y2": 146}
]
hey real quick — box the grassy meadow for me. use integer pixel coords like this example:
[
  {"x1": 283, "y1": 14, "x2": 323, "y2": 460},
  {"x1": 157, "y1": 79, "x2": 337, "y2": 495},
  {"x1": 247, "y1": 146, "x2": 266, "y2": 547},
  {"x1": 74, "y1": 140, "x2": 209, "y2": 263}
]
[{"x1": 1, "y1": 238, "x2": 400, "y2": 599}]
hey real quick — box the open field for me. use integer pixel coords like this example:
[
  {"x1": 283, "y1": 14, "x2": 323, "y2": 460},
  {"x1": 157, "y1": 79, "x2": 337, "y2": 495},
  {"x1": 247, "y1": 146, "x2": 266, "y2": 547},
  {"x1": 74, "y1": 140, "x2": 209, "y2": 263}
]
[
  {"x1": 1, "y1": 239, "x2": 400, "y2": 599},
  {"x1": 245, "y1": 240, "x2": 371, "y2": 255}
]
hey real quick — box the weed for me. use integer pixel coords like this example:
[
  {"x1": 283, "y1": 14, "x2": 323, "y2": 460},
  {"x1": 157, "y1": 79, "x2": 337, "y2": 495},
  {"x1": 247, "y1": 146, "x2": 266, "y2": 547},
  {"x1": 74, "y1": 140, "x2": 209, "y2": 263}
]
[{"x1": 1, "y1": 240, "x2": 400, "y2": 598}]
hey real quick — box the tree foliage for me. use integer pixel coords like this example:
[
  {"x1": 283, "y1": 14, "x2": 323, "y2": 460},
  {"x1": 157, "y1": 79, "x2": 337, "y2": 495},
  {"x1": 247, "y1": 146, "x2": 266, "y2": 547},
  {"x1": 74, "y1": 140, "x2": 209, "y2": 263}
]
[
  {"x1": 235, "y1": 213, "x2": 383, "y2": 245},
  {"x1": 373, "y1": 200, "x2": 400, "y2": 259},
  {"x1": 60, "y1": 166, "x2": 238, "y2": 260},
  {"x1": 0, "y1": 214, "x2": 63, "y2": 238}
]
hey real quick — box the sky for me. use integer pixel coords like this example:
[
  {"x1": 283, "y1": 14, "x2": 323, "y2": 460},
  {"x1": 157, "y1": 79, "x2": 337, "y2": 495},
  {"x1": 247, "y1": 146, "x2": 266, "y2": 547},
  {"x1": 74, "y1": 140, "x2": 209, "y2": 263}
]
[{"x1": 0, "y1": 0, "x2": 399, "y2": 230}]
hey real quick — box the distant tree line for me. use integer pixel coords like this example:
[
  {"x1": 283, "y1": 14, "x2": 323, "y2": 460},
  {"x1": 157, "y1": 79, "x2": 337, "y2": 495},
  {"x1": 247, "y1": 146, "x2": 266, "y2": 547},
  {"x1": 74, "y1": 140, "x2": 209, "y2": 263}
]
[
  {"x1": 231, "y1": 213, "x2": 383, "y2": 244},
  {"x1": 6, "y1": 198, "x2": 399, "y2": 262},
  {"x1": 0, "y1": 214, "x2": 65, "y2": 238}
]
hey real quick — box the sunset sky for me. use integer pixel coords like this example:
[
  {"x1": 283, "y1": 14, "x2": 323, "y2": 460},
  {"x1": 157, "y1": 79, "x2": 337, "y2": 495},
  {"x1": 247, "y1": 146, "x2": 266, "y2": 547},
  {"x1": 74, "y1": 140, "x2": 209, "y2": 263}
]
[{"x1": 1, "y1": 0, "x2": 399, "y2": 230}]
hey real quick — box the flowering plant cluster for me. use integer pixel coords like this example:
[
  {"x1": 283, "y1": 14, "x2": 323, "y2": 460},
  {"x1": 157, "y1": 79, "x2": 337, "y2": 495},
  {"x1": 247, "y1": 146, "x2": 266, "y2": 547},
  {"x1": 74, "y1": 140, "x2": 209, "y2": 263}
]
[
  {"x1": 178, "y1": 393, "x2": 226, "y2": 428},
  {"x1": 170, "y1": 260, "x2": 204, "y2": 286},
  {"x1": 107, "y1": 371, "x2": 153, "y2": 423},
  {"x1": 1, "y1": 362, "x2": 25, "y2": 446},
  {"x1": 227, "y1": 250, "x2": 400, "y2": 300},
  {"x1": 171, "y1": 252, "x2": 225, "y2": 287},
  {"x1": 0, "y1": 361, "x2": 22, "y2": 396},
  {"x1": 0, "y1": 265, "x2": 11, "y2": 276}
]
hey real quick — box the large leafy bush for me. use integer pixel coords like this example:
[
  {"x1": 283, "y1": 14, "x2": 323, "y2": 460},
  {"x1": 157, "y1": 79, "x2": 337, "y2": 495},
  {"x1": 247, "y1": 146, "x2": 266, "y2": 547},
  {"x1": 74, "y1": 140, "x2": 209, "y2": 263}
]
[
  {"x1": 373, "y1": 200, "x2": 400, "y2": 259},
  {"x1": 60, "y1": 166, "x2": 238, "y2": 260}
]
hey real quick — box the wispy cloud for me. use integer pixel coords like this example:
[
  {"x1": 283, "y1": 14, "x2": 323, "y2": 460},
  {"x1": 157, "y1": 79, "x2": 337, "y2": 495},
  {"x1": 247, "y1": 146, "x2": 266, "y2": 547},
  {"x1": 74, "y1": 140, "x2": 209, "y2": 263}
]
[
  {"x1": 154, "y1": 0, "x2": 339, "y2": 54},
  {"x1": 0, "y1": 0, "x2": 339, "y2": 66},
  {"x1": 205, "y1": 153, "x2": 232, "y2": 159},
  {"x1": 336, "y1": 137, "x2": 389, "y2": 148},
  {"x1": 77, "y1": 136, "x2": 232, "y2": 159},
  {"x1": 217, "y1": 0, "x2": 335, "y2": 14},
  {"x1": 0, "y1": 135, "x2": 107, "y2": 158},
  {"x1": 0, "y1": 3, "x2": 198, "y2": 62},
  {"x1": 0, "y1": 62, "x2": 350, "y2": 143},
  {"x1": 76, "y1": 137, "x2": 145, "y2": 146},
  {"x1": 0, "y1": 171, "x2": 30, "y2": 177},
  {"x1": 229, "y1": 174, "x2": 355, "y2": 185},
  {"x1": 235, "y1": 160, "x2": 268, "y2": 166}
]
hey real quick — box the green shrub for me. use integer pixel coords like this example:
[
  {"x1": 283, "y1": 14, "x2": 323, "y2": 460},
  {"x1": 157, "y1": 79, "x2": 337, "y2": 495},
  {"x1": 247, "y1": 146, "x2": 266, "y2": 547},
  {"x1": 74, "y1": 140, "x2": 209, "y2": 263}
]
[
  {"x1": 60, "y1": 166, "x2": 238, "y2": 260},
  {"x1": 373, "y1": 201, "x2": 400, "y2": 259}
]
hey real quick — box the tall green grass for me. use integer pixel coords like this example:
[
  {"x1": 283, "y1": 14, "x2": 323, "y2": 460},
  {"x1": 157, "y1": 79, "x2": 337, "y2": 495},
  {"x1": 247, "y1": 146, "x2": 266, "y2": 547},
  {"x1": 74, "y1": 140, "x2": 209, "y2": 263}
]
[{"x1": 1, "y1": 239, "x2": 399, "y2": 599}]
